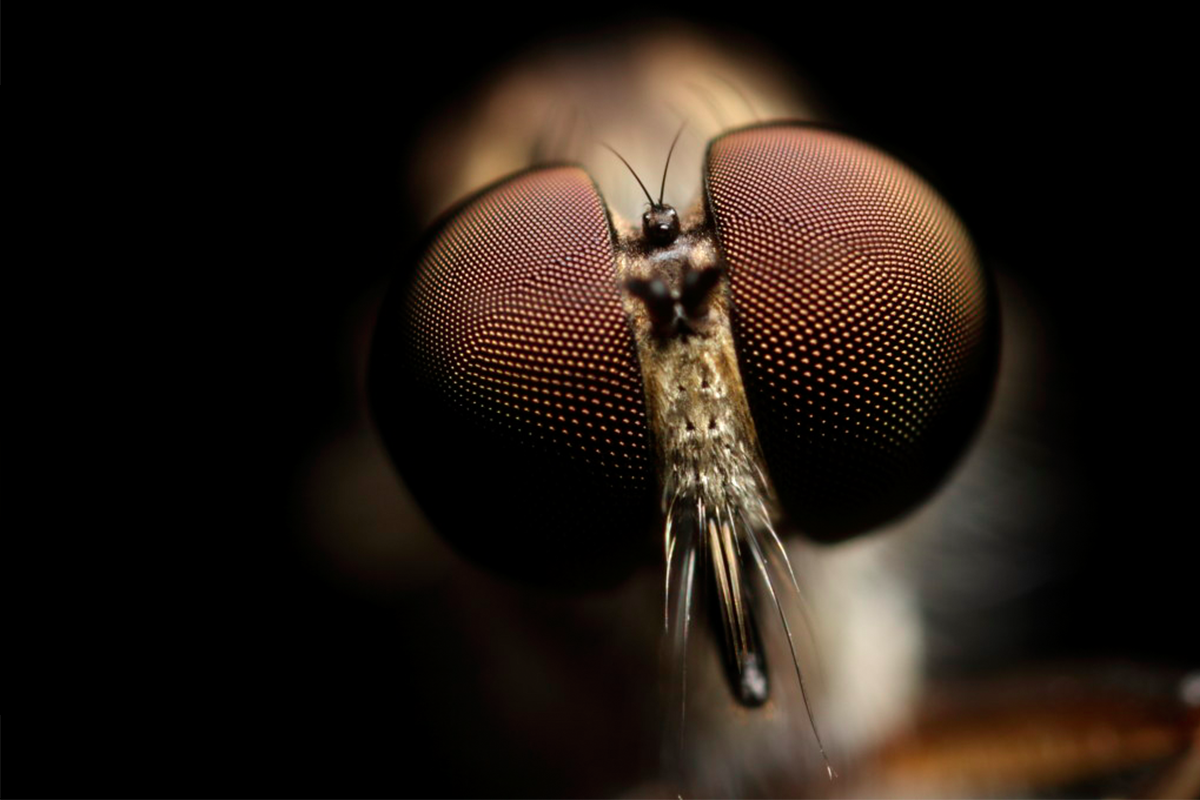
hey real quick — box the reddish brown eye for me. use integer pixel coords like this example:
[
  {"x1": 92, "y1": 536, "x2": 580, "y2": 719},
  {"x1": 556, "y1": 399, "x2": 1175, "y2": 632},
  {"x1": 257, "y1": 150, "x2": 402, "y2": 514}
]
[
  {"x1": 370, "y1": 166, "x2": 657, "y2": 586},
  {"x1": 706, "y1": 123, "x2": 997, "y2": 539}
]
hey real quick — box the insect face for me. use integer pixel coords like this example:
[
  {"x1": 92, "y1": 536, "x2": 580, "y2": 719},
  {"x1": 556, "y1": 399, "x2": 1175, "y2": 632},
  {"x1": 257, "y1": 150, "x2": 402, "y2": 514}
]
[
  {"x1": 371, "y1": 120, "x2": 994, "y2": 568},
  {"x1": 368, "y1": 29, "x2": 996, "y2": 791}
]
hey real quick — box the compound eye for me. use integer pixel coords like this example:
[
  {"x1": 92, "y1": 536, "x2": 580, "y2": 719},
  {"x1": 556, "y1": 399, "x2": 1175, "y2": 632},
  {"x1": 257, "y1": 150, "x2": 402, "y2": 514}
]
[
  {"x1": 706, "y1": 124, "x2": 997, "y2": 539},
  {"x1": 370, "y1": 166, "x2": 657, "y2": 586}
]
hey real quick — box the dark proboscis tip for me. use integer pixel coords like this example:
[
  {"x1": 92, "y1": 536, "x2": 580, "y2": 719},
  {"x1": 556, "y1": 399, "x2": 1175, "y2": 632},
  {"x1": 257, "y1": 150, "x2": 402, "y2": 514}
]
[
  {"x1": 736, "y1": 651, "x2": 770, "y2": 707},
  {"x1": 708, "y1": 576, "x2": 771, "y2": 708}
]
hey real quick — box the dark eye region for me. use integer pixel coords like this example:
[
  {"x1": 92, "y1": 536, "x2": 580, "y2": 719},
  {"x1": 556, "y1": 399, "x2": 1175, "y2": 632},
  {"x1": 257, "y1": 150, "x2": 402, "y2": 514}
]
[
  {"x1": 370, "y1": 123, "x2": 996, "y2": 584},
  {"x1": 708, "y1": 125, "x2": 997, "y2": 538},
  {"x1": 370, "y1": 166, "x2": 658, "y2": 587}
]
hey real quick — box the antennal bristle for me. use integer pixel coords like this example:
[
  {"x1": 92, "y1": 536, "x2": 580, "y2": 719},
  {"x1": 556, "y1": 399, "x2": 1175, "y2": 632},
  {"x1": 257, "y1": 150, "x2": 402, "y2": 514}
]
[
  {"x1": 658, "y1": 120, "x2": 687, "y2": 206},
  {"x1": 742, "y1": 522, "x2": 838, "y2": 780},
  {"x1": 601, "y1": 143, "x2": 655, "y2": 207}
]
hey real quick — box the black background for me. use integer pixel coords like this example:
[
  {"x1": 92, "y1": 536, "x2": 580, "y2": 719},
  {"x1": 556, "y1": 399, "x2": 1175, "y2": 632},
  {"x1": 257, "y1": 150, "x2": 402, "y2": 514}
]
[{"x1": 19, "y1": 12, "x2": 1192, "y2": 799}]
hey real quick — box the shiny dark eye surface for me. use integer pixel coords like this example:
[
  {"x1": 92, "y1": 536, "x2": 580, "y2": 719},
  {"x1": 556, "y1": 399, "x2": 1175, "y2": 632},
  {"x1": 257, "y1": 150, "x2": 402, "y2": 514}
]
[
  {"x1": 370, "y1": 166, "x2": 657, "y2": 586},
  {"x1": 706, "y1": 124, "x2": 996, "y2": 538}
]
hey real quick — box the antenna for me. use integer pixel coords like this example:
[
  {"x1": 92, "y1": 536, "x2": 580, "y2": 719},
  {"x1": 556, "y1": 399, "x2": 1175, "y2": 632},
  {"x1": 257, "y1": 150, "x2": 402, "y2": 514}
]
[
  {"x1": 658, "y1": 121, "x2": 687, "y2": 206},
  {"x1": 601, "y1": 143, "x2": 656, "y2": 207}
]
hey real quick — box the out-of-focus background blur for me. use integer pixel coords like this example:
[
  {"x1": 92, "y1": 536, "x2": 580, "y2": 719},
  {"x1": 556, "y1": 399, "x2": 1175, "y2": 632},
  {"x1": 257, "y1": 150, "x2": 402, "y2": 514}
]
[{"x1": 19, "y1": 12, "x2": 1194, "y2": 799}]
